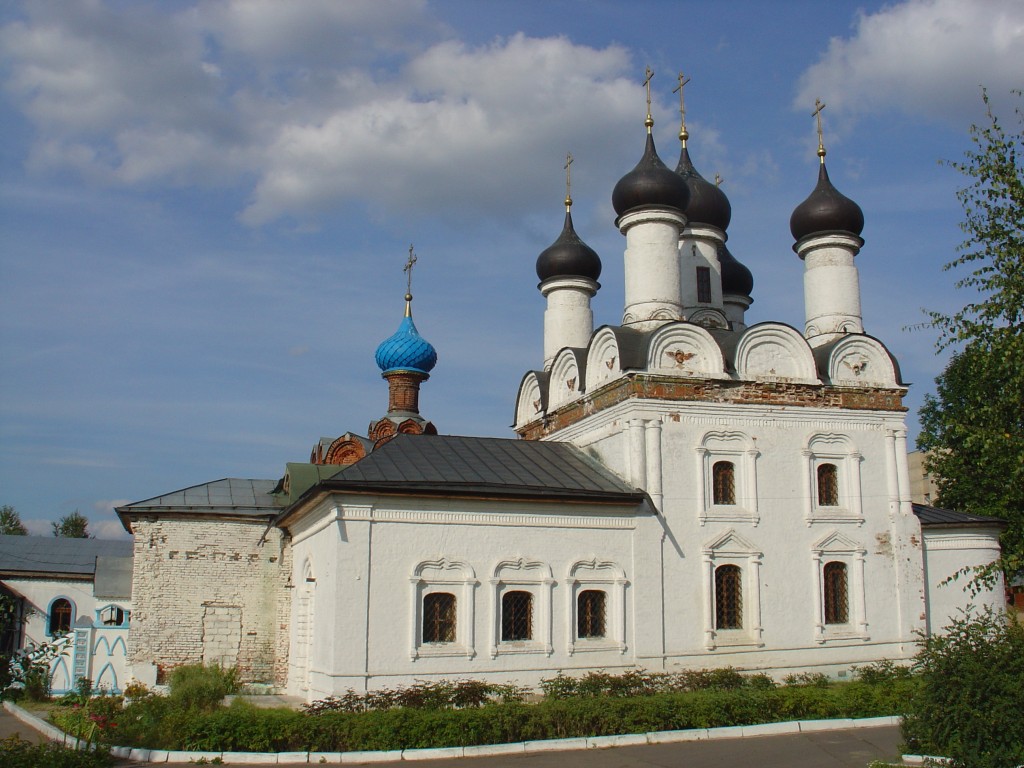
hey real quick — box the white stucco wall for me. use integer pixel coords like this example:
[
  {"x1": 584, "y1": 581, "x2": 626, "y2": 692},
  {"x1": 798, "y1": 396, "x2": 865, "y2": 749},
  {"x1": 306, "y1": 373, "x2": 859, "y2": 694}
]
[
  {"x1": 921, "y1": 526, "x2": 1004, "y2": 635},
  {"x1": 546, "y1": 398, "x2": 927, "y2": 677},
  {"x1": 286, "y1": 495, "x2": 656, "y2": 699}
]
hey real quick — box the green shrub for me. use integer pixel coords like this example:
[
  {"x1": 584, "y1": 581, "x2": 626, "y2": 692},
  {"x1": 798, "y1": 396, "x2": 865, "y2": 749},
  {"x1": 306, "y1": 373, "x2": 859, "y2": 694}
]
[
  {"x1": 167, "y1": 664, "x2": 239, "y2": 711},
  {"x1": 0, "y1": 734, "x2": 112, "y2": 768},
  {"x1": 902, "y1": 608, "x2": 1024, "y2": 768}
]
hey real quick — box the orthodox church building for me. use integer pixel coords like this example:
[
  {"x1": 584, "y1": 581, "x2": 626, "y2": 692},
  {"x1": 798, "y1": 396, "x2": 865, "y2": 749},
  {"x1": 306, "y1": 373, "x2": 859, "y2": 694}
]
[{"x1": 114, "y1": 79, "x2": 1004, "y2": 701}]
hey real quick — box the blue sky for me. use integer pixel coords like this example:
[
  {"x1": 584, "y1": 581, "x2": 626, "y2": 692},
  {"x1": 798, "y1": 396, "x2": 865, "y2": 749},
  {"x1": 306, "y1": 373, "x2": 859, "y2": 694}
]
[{"x1": 1, "y1": 0, "x2": 1021, "y2": 538}]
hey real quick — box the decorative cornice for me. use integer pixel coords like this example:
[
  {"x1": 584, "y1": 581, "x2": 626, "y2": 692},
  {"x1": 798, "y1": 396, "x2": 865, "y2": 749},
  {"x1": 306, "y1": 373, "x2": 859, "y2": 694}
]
[{"x1": 517, "y1": 372, "x2": 906, "y2": 440}]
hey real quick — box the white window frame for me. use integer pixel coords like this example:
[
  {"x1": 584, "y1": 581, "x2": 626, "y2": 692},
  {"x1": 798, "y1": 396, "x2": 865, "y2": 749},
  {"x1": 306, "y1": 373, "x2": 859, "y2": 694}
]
[
  {"x1": 802, "y1": 434, "x2": 863, "y2": 525},
  {"x1": 565, "y1": 559, "x2": 628, "y2": 656},
  {"x1": 410, "y1": 558, "x2": 477, "y2": 660},
  {"x1": 489, "y1": 558, "x2": 553, "y2": 659},
  {"x1": 701, "y1": 530, "x2": 763, "y2": 649},
  {"x1": 811, "y1": 532, "x2": 868, "y2": 643},
  {"x1": 696, "y1": 431, "x2": 760, "y2": 525}
]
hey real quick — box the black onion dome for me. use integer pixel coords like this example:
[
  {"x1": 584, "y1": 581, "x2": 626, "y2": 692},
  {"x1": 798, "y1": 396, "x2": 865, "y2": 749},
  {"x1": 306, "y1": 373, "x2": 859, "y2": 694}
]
[
  {"x1": 536, "y1": 211, "x2": 602, "y2": 282},
  {"x1": 676, "y1": 146, "x2": 731, "y2": 231},
  {"x1": 790, "y1": 162, "x2": 864, "y2": 241},
  {"x1": 612, "y1": 133, "x2": 690, "y2": 218},
  {"x1": 718, "y1": 242, "x2": 753, "y2": 297}
]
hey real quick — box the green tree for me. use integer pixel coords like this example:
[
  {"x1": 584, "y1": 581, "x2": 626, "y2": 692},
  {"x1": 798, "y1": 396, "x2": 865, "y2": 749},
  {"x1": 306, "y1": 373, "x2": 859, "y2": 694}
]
[
  {"x1": 0, "y1": 505, "x2": 28, "y2": 536},
  {"x1": 918, "y1": 90, "x2": 1024, "y2": 580},
  {"x1": 902, "y1": 608, "x2": 1024, "y2": 768},
  {"x1": 52, "y1": 510, "x2": 91, "y2": 539}
]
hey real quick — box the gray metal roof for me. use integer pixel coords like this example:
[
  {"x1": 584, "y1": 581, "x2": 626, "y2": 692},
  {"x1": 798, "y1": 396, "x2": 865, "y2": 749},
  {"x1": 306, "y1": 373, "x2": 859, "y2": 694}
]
[
  {"x1": 117, "y1": 478, "x2": 282, "y2": 516},
  {"x1": 0, "y1": 536, "x2": 133, "y2": 578},
  {"x1": 94, "y1": 555, "x2": 133, "y2": 599},
  {"x1": 298, "y1": 434, "x2": 645, "y2": 505},
  {"x1": 913, "y1": 503, "x2": 1007, "y2": 529}
]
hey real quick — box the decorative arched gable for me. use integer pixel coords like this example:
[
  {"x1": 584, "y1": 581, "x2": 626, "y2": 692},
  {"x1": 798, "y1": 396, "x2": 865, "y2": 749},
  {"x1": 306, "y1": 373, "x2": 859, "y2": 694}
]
[
  {"x1": 323, "y1": 434, "x2": 368, "y2": 466},
  {"x1": 827, "y1": 336, "x2": 899, "y2": 388},
  {"x1": 702, "y1": 528, "x2": 761, "y2": 558},
  {"x1": 647, "y1": 322, "x2": 727, "y2": 378},
  {"x1": 548, "y1": 348, "x2": 586, "y2": 410},
  {"x1": 585, "y1": 327, "x2": 623, "y2": 391},
  {"x1": 514, "y1": 371, "x2": 548, "y2": 428},
  {"x1": 735, "y1": 323, "x2": 818, "y2": 383}
]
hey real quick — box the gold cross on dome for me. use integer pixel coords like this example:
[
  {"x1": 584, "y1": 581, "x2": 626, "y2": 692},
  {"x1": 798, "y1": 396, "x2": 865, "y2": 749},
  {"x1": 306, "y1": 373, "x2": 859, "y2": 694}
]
[
  {"x1": 404, "y1": 244, "x2": 417, "y2": 296},
  {"x1": 812, "y1": 98, "x2": 827, "y2": 161},
  {"x1": 714, "y1": 172, "x2": 724, "y2": 188},
  {"x1": 673, "y1": 71, "x2": 691, "y2": 142},
  {"x1": 642, "y1": 66, "x2": 654, "y2": 130},
  {"x1": 564, "y1": 152, "x2": 574, "y2": 210}
]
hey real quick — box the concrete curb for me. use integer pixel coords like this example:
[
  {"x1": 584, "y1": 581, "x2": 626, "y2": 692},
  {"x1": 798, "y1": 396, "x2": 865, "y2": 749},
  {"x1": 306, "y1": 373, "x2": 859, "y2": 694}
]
[{"x1": 3, "y1": 702, "x2": 903, "y2": 764}]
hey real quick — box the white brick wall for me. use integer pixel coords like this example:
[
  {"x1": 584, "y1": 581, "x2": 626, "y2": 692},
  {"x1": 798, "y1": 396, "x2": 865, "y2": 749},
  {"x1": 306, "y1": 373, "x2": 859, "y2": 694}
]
[{"x1": 127, "y1": 517, "x2": 291, "y2": 686}]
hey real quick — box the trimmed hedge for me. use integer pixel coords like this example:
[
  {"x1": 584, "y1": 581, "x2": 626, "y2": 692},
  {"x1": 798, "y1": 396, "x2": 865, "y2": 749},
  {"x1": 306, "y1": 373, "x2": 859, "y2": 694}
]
[{"x1": 109, "y1": 678, "x2": 916, "y2": 752}]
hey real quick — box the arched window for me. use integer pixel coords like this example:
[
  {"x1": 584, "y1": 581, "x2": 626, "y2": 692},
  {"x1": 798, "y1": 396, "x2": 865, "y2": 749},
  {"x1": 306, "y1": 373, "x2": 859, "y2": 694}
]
[
  {"x1": 712, "y1": 461, "x2": 736, "y2": 505},
  {"x1": 48, "y1": 598, "x2": 73, "y2": 635},
  {"x1": 576, "y1": 590, "x2": 606, "y2": 639},
  {"x1": 823, "y1": 562, "x2": 849, "y2": 624},
  {"x1": 817, "y1": 463, "x2": 839, "y2": 506},
  {"x1": 422, "y1": 593, "x2": 456, "y2": 643},
  {"x1": 501, "y1": 591, "x2": 533, "y2": 641},
  {"x1": 99, "y1": 606, "x2": 126, "y2": 626},
  {"x1": 714, "y1": 565, "x2": 743, "y2": 629}
]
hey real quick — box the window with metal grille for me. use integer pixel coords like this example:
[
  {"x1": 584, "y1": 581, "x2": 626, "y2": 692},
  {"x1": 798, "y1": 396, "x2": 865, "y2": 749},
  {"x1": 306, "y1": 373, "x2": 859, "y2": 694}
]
[
  {"x1": 577, "y1": 590, "x2": 607, "y2": 638},
  {"x1": 712, "y1": 461, "x2": 736, "y2": 505},
  {"x1": 715, "y1": 565, "x2": 743, "y2": 629},
  {"x1": 501, "y1": 590, "x2": 533, "y2": 641},
  {"x1": 823, "y1": 562, "x2": 849, "y2": 624},
  {"x1": 48, "y1": 598, "x2": 73, "y2": 635},
  {"x1": 422, "y1": 592, "x2": 456, "y2": 643},
  {"x1": 696, "y1": 266, "x2": 712, "y2": 303},
  {"x1": 817, "y1": 463, "x2": 839, "y2": 506}
]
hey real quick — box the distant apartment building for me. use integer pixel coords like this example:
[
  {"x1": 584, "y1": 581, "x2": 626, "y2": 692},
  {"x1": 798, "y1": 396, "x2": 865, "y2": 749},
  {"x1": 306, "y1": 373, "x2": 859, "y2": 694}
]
[{"x1": 908, "y1": 450, "x2": 941, "y2": 506}]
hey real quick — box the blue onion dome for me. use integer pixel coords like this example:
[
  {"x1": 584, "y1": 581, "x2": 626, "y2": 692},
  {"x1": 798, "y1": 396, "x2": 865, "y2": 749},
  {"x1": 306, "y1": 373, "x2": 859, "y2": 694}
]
[
  {"x1": 675, "y1": 145, "x2": 731, "y2": 231},
  {"x1": 612, "y1": 133, "x2": 690, "y2": 218},
  {"x1": 718, "y1": 242, "x2": 753, "y2": 297},
  {"x1": 790, "y1": 162, "x2": 864, "y2": 241},
  {"x1": 374, "y1": 299, "x2": 438, "y2": 375},
  {"x1": 536, "y1": 210, "x2": 602, "y2": 282}
]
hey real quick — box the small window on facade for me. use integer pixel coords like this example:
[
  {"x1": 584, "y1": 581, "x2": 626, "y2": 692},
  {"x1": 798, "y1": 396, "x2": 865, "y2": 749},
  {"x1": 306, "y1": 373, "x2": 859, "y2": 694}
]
[
  {"x1": 577, "y1": 590, "x2": 607, "y2": 639},
  {"x1": 823, "y1": 562, "x2": 849, "y2": 624},
  {"x1": 99, "y1": 606, "x2": 125, "y2": 626},
  {"x1": 48, "y1": 598, "x2": 73, "y2": 635},
  {"x1": 696, "y1": 266, "x2": 712, "y2": 303},
  {"x1": 501, "y1": 590, "x2": 533, "y2": 641},
  {"x1": 817, "y1": 463, "x2": 839, "y2": 506},
  {"x1": 422, "y1": 592, "x2": 456, "y2": 643},
  {"x1": 713, "y1": 461, "x2": 736, "y2": 505},
  {"x1": 715, "y1": 565, "x2": 743, "y2": 630}
]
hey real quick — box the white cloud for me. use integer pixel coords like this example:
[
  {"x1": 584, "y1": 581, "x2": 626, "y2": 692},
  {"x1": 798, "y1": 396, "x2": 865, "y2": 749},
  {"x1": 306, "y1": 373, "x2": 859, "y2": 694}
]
[
  {"x1": 2, "y1": 2, "x2": 642, "y2": 225},
  {"x1": 796, "y1": 0, "x2": 1024, "y2": 127}
]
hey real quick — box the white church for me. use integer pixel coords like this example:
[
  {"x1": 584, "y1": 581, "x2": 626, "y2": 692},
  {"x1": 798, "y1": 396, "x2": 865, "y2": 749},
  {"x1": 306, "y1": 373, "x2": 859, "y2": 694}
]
[{"x1": 112, "y1": 79, "x2": 1004, "y2": 702}]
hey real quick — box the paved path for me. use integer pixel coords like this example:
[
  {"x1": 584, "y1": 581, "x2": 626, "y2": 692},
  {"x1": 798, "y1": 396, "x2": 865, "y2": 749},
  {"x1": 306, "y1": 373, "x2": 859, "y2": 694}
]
[
  {"x1": 0, "y1": 704, "x2": 48, "y2": 744},
  {"x1": 1, "y1": 704, "x2": 904, "y2": 767},
  {"x1": 128, "y1": 726, "x2": 904, "y2": 767}
]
